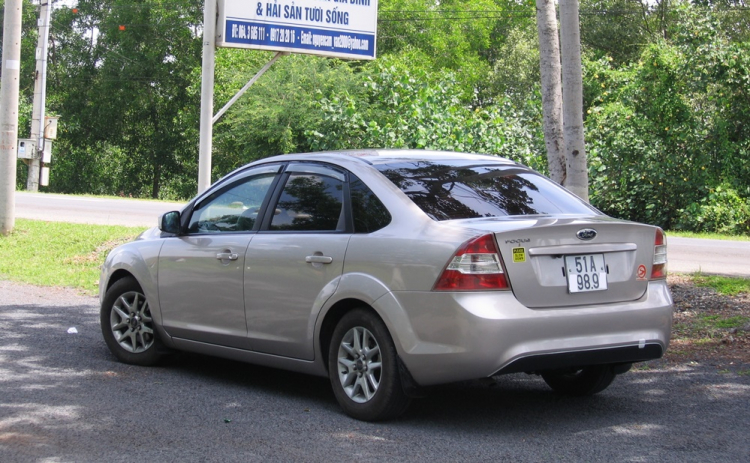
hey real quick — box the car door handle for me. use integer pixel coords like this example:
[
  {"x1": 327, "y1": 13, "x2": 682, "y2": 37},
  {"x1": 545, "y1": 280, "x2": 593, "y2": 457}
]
[
  {"x1": 305, "y1": 255, "x2": 333, "y2": 264},
  {"x1": 216, "y1": 252, "x2": 239, "y2": 261}
]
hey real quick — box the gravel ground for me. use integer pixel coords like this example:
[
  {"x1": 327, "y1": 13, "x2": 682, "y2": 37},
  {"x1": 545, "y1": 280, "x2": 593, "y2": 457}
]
[
  {"x1": 1, "y1": 279, "x2": 749, "y2": 462},
  {"x1": 666, "y1": 275, "x2": 750, "y2": 369}
]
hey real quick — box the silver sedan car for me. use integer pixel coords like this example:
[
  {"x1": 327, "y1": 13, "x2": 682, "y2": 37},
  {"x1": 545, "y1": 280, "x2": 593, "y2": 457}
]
[{"x1": 100, "y1": 150, "x2": 673, "y2": 421}]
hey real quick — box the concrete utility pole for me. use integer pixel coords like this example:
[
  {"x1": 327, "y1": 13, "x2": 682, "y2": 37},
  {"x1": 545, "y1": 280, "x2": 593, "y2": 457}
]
[
  {"x1": 198, "y1": 0, "x2": 217, "y2": 194},
  {"x1": 1, "y1": 0, "x2": 24, "y2": 235},
  {"x1": 26, "y1": 0, "x2": 52, "y2": 191}
]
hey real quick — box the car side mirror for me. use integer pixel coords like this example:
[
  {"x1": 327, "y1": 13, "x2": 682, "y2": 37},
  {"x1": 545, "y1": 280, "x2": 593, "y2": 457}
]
[{"x1": 159, "y1": 211, "x2": 181, "y2": 234}]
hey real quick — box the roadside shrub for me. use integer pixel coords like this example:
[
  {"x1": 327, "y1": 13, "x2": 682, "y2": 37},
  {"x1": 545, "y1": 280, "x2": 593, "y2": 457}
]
[
  {"x1": 306, "y1": 60, "x2": 547, "y2": 172},
  {"x1": 674, "y1": 184, "x2": 750, "y2": 235},
  {"x1": 584, "y1": 43, "x2": 718, "y2": 229}
]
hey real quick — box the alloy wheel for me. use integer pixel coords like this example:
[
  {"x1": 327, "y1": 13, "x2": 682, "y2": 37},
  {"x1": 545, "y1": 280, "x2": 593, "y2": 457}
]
[
  {"x1": 109, "y1": 291, "x2": 155, "y2": 353},
  {"x1": 336, "y1": 326, "x2": 382, "y2": 403}
]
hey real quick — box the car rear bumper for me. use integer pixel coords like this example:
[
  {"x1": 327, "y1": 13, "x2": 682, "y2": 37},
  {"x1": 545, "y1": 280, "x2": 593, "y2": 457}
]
[{"x1": 380, "y1": 280, "x2": 673, "y2": 386}]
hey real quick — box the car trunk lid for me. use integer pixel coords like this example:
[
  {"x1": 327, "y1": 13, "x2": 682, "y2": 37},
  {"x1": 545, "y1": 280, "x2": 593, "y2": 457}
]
[{"x1": 454, "y1": 216, "x2": 661, "y2": 308}]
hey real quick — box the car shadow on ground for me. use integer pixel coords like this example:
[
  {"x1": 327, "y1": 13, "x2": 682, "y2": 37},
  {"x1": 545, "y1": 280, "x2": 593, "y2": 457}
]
[{"x1": 157, "y1": 342, "x2": 750, "y2": 433}]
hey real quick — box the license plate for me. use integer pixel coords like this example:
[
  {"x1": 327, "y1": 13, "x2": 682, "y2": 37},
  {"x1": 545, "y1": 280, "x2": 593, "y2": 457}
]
[{"x1": 565, "y1": 254, "x2": 608, "y2": 293}]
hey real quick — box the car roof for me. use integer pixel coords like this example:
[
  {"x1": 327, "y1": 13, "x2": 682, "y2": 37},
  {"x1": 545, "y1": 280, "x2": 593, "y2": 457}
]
[{"x1": 256, "y1": 149, "x2": 521, "y2": 167}]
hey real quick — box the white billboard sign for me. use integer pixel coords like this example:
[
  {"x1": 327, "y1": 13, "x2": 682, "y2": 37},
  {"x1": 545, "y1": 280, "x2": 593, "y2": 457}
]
[{"x1": 217, "y1": 0, "x2": 378, "y2": 60}]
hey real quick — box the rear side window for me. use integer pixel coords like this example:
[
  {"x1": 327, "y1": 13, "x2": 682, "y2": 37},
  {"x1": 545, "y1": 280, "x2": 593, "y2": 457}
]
[
  {"x1": 350, "y1": 175, "x2": 391, "y2": 233},
  {"x1": 376, "y1": 162, "x2": 597, "y2": 221}
]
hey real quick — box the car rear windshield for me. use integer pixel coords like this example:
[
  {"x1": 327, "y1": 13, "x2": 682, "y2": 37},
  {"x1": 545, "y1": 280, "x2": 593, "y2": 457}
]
[{"x1": 376, "y1": 161, "x2": 598, "y2": 221}]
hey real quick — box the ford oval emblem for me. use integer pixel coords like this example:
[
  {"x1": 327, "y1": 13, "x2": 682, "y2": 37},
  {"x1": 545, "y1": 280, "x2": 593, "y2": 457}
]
[{"x1": 577, "y1": 228, "x2": 597, "y2": 241}]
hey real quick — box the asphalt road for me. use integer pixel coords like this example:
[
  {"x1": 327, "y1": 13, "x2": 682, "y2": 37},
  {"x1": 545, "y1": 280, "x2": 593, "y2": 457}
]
[
  {"x1": 13, "y1": 191, "x2": 750, "y2": 277},
  {"x1": 14, "y1": 192, "x2": 184, "y2": 228},
  {"x1": 1, "y1": 280, "x2": 748, "y2": 462},
  {"x1": 669, "y1": 236, "x2": 750, "y2": 277}
]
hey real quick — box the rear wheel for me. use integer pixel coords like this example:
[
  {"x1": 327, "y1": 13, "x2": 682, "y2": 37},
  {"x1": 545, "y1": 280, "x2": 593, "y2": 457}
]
[
  {"x1": 541, "y1": 365, "x2": 617, "y2": 396},
  {"x1": 100, "y1": 277, "x2": 163, "y2": 366},
  {"x1": 328, "y1": 308, "x2": 411, "y2": 421}
]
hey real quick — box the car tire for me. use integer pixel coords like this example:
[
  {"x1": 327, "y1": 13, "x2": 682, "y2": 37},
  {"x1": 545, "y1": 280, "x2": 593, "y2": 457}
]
[
  {"x1": 541, "y1": 365, "x2": 617, "y2": 396},
  {"x1": 100, "y1": 277, "x2": 163, "y2": 366},
  {"x1": 328, "y1": 308, "x2": 411, "y2": 421}
]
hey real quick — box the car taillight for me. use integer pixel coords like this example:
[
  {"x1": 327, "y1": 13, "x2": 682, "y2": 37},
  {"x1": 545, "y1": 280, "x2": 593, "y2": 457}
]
[
  {"x1": 433, "y1": 234, "x2": 510, "y2": 291},
  {"x1": 651, "y1": 228, "x2": 667, "y2": 279}
]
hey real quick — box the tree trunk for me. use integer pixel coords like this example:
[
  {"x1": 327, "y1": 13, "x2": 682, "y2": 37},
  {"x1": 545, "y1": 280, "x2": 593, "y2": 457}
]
[
  {"x1": 152, "y1": 159, "x2": 161, "y2": 199},
  {"x1": 536, "y1": 0, "x2": 566, "y2": 185},
  {"x1": 559, "y1": 0, "x2": 589, "y2": 201}
]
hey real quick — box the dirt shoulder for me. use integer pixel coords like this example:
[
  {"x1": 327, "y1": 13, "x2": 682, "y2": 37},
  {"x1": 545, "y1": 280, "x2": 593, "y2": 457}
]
[{"x1": 664, "y1": 274, "x2": 750, "y2": 371}]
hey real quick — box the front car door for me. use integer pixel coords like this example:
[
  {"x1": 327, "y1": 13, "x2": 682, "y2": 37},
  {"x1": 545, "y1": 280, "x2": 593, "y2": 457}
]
[{"x1": 158, "y1": 164, "x2": 281, "y2": 349}]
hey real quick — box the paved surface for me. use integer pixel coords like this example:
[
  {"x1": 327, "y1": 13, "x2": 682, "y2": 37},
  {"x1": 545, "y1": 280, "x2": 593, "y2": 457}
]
[
  {"x1": 14, "y1": 192, "x2": 184, "y2": 228},
  {"x1": 669, "y1": 237, "x2": 750, "y2": 277},
  {"x1": 1, "y1": 280, "x2": 749, "y2": 462}
]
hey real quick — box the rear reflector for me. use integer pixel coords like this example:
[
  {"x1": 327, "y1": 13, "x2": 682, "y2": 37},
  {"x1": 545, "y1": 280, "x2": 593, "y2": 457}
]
[
  {"x1": 434, "y1": 234, "x2": 510, "y2": 291},
  {"x1": 651, "y1": 228, "x2": 667, "y2": 279}
]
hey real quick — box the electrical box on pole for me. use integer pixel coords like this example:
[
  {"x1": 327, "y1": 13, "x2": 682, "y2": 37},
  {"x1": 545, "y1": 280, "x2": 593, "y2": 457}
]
[
  {"x1": 17, "y1": 140, "x2": 37, "y2": 160},
  {"x1": 44, "y1": 116, "x2": 59, "y2": 139},
  {"x1": 42, "y1": 141, "x2": 52, "y2": 163}
]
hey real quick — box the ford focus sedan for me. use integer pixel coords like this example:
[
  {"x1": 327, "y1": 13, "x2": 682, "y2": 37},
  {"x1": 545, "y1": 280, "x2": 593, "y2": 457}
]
[{"x1": 100, "y1": 150, "x2": 672, "y2": 421}]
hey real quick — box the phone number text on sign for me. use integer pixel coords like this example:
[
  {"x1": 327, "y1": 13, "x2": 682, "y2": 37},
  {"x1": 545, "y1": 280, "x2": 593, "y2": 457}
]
[{"x1": 219, "y1": 0, "x2": 379, "y2": 60}]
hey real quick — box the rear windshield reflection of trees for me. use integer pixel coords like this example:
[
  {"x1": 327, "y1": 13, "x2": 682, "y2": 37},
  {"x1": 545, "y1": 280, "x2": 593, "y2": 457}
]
[
  {"x1": 376, "y1": 161, "x2": 601, "y2": 220},
  {"x1": 379, "y1": 163, "x2": 545, "y2": 220}
]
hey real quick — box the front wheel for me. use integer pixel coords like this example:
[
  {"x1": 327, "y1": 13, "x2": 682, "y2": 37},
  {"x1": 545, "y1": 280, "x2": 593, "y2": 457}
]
[
  {"x1": 100, "y1": 277, "x2": 163, "y2": 366},
  {"x1": 541, "y1": 365, "x2": 617, "y2": 396},
  {"x1": 328, "y1": 309, "x2": 411, "y2": 421}
]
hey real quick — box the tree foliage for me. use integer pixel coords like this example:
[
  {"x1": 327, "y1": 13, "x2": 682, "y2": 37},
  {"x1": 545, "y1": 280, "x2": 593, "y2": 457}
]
[
  {"x1": 583, "y1": 2, "x2": 750, "y2": 231},
  {"x1": 208, "y1": 51, "x2": 366, "y2": 177},
  {"x1": 46, "y1": 0, "x2": 203, "y2": 199},
  {"x1": 306, "y1": 58, "x2": 546, "y2": 171}
]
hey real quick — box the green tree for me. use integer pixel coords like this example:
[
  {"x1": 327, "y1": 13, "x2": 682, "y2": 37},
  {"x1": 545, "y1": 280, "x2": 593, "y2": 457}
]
[
  {"x1": 47, "y1": 0, "x2": 203, "y2": 199},
  {"x1": 585, "y1": 44, "x2": 706, "y2": 228},
  {"x1": 378, "y1": 0, "x2": 535, "y2": 100},
  {"x1": 579, "y1": 0, "x2": 652, "y2": 64},
  {"x1": 307, "y1": 59, "x2": 547, "y2": 171},
  {"x1": 206, "y1": 51, "x2": 366, "y2": 178},
  {"x1": 584, "y1": 4, "x2": 750, "y2": 231}
]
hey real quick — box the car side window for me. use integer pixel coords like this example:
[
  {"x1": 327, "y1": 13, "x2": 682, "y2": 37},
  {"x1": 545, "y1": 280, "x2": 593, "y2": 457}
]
[
  {"x1": 350, "y1": 175, "x2": 391, "y2": 233},
  {"x1": 270, "y1": 172, "x2": 344, "y2": 231},
  {"x1": 188, "y1": 173, "x2": 276, "y2": 233}
]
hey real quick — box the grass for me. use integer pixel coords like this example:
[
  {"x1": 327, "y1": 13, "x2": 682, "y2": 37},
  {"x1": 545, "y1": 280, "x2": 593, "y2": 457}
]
[
  {"x1": 673, "y1": 313, "x2": 749, "y2": 342},
  {"x1": 691, "y1": 273, "x2": 750, "y2": 296},
  {"x1": 690, "y1": 315, "x2": 749, "y2": 336},
  {"x1": 697, "y1": 315, "x2": 749, "y2": 329},
  {"x1": 0, "y1": 219, "x2": 146, "y2": 294}
]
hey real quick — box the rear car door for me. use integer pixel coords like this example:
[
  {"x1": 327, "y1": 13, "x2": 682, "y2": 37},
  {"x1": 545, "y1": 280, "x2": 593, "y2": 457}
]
[
  {"x1": 158, "y1": 165, "x2": 281, "y2": 349},
  {"x1": 244, "y1": 163, "x2": 351, "y2": 360}
]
